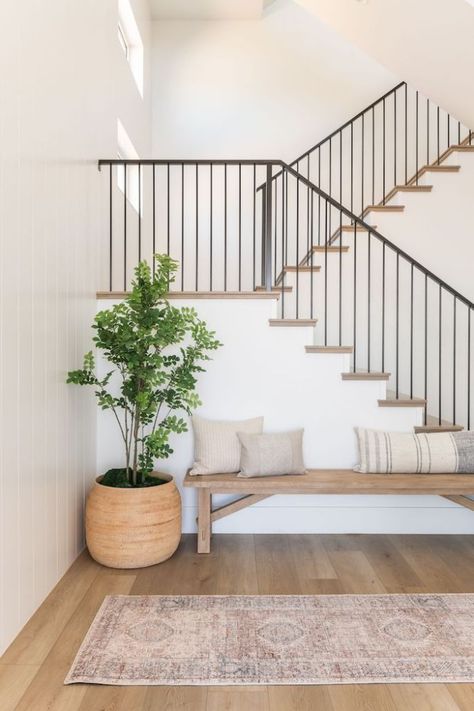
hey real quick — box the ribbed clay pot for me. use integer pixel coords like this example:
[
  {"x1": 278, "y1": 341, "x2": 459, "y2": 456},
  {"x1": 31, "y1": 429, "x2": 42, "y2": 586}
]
[{"x1": 86, "y1": 472, "x2": 181, "y2": 569}]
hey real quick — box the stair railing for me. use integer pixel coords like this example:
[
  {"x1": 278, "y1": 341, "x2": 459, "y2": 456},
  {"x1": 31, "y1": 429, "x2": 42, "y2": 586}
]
[
  {"x1": 98, "y1": 157, "x2": 473, "y2": 431},
  {"x1": 260, "y1": 82, "x2": 473, "y2": 224}
]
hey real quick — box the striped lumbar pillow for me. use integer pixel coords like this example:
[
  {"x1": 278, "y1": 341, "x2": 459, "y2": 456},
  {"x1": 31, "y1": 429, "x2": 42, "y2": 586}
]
[
  {"x1": 189, "y1": 415, "x2": 264, "y2": 475},
  {"x1": 354, "y1": 427, "x2": 474, "y2": 474}
]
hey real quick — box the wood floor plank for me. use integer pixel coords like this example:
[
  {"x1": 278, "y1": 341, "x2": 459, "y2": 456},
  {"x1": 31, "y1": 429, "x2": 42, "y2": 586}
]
[
  {"x1": 267, "y1": 686, "x2": 334, "y2": 711},
  {"x1": 328, "y1": 684, "x2": 399, "y2": 710},
  {"x1": 255, "y1": 535, "x2": 302, "y2": 594},
  {"x1": 288, "y1": 534, "x2": 338, "y2": 586},
  {"x1": 0, "y1": 664, "x2": 40, "y2": 711},
  {"x1": 212, "y1": 535, "x2": 259, "y2": 594},
  {"x1": 357, "y1": 535, "x2": 424, "y2": 593},
  {"x1": 322, "y1": 549, "x2": 387, "y2": 593},
  {"x1": 389, "y1": 683, "x2": 461, "y2": 710},
  {"x1": 207, "y1": 686, "x2": 269, "y2": 711},
  {"x1": 388, "y1": 535, "x2": 468, "y2": 593},
  {"x1": 447, "y1": 684, "x2": 474, "y2": 711},
  {"x1": 145, "y1": 687, "x2": 208, "y2": 710},
  {"x1": 13, "y1": 571, "x2": 136, "y2": 711},
  {"x1": 0, "y1": 550, "x2": 101, "y2": 666}
]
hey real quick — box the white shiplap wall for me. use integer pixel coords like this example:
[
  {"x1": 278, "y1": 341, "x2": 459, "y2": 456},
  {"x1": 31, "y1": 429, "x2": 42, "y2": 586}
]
[{"x1": 0, "y1": 0, "x2": 151, "y2": 655}]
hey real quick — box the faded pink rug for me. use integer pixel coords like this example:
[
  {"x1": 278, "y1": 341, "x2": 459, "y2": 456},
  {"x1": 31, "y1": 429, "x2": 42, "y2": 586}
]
[{"x1": 65, "y1": 594, "x2": 474, "y2": 685}]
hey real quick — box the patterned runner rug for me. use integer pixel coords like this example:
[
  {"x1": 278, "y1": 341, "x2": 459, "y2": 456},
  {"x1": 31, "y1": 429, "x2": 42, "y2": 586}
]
[{"x1": 65, "y1": 594, "x2": 474, "y2": 685}]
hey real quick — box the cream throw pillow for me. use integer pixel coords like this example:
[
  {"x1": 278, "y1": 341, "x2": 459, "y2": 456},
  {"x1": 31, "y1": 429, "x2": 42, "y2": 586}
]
[
  {"x1": 189, "y1": 415, "x2": 264, "y2": 475},
  {"x1": 237, "y1": 430, "x2": 305, "y2": 478}
]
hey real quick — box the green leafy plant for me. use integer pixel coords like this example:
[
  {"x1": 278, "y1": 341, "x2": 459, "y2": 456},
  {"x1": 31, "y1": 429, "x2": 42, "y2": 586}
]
[{"x1": 67, "y1": 255, "x2": 221, "y2": 487}]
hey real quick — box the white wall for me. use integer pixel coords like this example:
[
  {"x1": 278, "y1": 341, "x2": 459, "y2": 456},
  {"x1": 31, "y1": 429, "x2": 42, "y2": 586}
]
[
  {"x1": 0, "y1": 0, "x2": 151, "y2": 655},
  {"x1": 96, "y1": 297, "x2": 474, "y2": 535},
  {"x1": 294, "y1": 0, "x2": 474, "y2": 131},
  {"x1": 151, "y1": 0, "x2": 397, "y2": 161}
]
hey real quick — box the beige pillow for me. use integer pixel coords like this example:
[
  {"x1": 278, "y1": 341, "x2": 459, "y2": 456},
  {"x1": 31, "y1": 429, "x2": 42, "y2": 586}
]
[
  {"x1": 189, "y1": 415, "x2": 264, "y2": 475},
  {"x1": 237, "y1": 430, "x2": 305, "y2": 478}
]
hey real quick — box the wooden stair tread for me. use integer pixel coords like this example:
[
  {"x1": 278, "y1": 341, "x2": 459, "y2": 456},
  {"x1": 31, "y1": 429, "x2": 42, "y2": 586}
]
[
  {"x1": 394, "y1": 185, "x2": 433, "y2": 192},
  {"x1": 365, "y1": 205, "x2": 405, "y2": 212},
  {"x1": 421, "y1": 165, "x2": 460, "y2": 172},
  {"x1": 340, "y1": 224, "x2": 377, "y2": 232},
  {"x1": 342, "y1": 371, "x2": 390, "y2": 381},
  {"x1": 184, "y1": 469, "x2": 474, "y2": 495},
  {"x1": 378, "y1": 396, "x2": 426, "y2": 408},
  {"x1": 311, "y1": 246, "x2": 350, "y2": 253},
  {"x1": 256, "y1": 285, "x2": 293, "y2": 293},
  {"x1": 283, "y1": 266, "x2": 322, "y2": 273},
  {"x1": 451, "y1": 145, "x2": 474, "y2": 151},
  {"x1": 269, "y1": 318, "x2": 317, "y2": 327},
  {"x1": 306, "y1": 345, "x2": 353, "y2": 354},
  {"x1": 97, "y1": 290, "x2": 281, "y2": 300}
]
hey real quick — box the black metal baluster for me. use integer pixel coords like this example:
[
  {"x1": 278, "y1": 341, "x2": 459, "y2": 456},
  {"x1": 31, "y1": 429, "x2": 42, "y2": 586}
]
[
  {"x1": 382, "y1": 242, "x2": 386, "y2": 372},
  {"x1": 458, "y1": 121, "x2": 461, "y2": 146},
  {"x1": 296, "y1": 166, "x2": 300, "y2": 318},
  {"x1": 265, "y1": 164, "x2": 273, "y2": 294},
  {"x1": 152, "y1": 165, "x2": 156, "y2": 275},
  {"x1": 447, "y1": 114, "x2": 451, "y2": 150},
  {"x1": 239, "y1": 162, "x2": 242, "y2": 291},
  {"x1": 210, "y1": 164, "x2": 213, "y2": 291},
  {"x1": 324, "y1": 200, "x2": 328, "y2": 345},
  {"x1": 404, "y1": 84, "x2": 408, "y2": 185},
  {"x1": 427, "y1": 99, "x2": 430, "y2": 165},
  {"x1": 338, "y1": 209, "x2": 342, "y2": 346},
  {"x1": 328, "y1": 138, "x2": 332, "y2": 239},
  {"x1": 415, "y1": 91, "x2": 419, "y2": 185},
  {"x1": 310, "y1": 180, "x2": 314, "y2": 320},
  {"x1": 396, "y1": 253, "x2": 399, "y2": 397},
  {"x1": 318, "y1": 148, "x2": 321, "y2": 245},
  {"x1": 382, "y1": 98, "x2": 386, "y2": 203},
  {"x1": 437, "y1": 106, "x2": 440, "y2": 164},
  {"x1": 282, "y1": 169, "x2": 286, "y2": 316},
  {"x1": 394, "y1": 90, "x2": 397, "y2": 188},
  {"x1": 252, "y1": 164, "x2": 256, "y2": 291},
  {"x1": 453, "y1": 297, "x2": 457, "y2": 424},
  {"x1": 350, "y1": 122, "x2": 354, "y2": 213},
  {"x1": 123, "y1": 164, "x2": 127, "y2": 291},
  {"x1": 340, "y1": 131, "x2": 343, "y2": 206},
  {"x1": 274, "y1": 170, "x2": 277, "y2": 286},
  {"x1": 167, "y1": 164, "x2": 170, "y2": 256},
  {"x1": 361, "y1": 114, "x2": 365, "y2": 214},
  {"x1": 224, "y1": 164, "x2": 227, "y2": 291},
  {"x1": 195, "y1": 164, "x2": 198, "y2": 290},
  {"x1": 109, "y1": 164, "x2": 113, "y2": 291},
  {"x1": 307, "y1": 155, "x2": 310, "y2": 259},
  {"x1": 353, "y1": 222, "x2": 357, "y2": 372},
  {"x1": 367, "y1": 231, "x2": 371, "y2": 372},
  {"x1": 181, "y1": 165, "x2": 185, "y2": 290},
  {"x1": 138, "y1": 165, "x2": 141, "y2": 263},
  {"x1": 424, "y1": 274, "x2": 428, "y2": 425},
  {"x1": 372, "y1": 106, "x2": 375, "y2": 206},
  {"x1": 439, "y1": 286, "x2": 442, "y2": 424},
  {"x1": 468, "y1": 308, "x2": 471, "y2": 429},
  {"x1": 410, "y1": 263, "x2": 414, "y2": 398}
]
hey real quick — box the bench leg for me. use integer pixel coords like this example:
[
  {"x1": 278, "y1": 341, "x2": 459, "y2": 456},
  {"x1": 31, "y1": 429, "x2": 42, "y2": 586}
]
[{"x1": 197, "y1": 489, "x2": 212, "y2": 553}]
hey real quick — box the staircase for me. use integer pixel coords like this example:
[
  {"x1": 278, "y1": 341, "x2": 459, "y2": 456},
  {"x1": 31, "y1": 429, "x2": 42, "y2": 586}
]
[{"x1": 97, "y1": 83, "x2": 474, "y2": 438}]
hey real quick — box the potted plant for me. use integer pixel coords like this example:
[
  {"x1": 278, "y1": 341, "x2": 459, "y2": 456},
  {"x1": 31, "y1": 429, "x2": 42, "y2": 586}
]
[{"x1": 67, "y1": 255, "x2": 221, "y2": 568}]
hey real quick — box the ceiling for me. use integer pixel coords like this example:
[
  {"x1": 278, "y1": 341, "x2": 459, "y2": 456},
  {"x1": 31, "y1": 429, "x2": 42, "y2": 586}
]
[{"x1": 149, "y1": 0, "x2": 267, "y2": 20}]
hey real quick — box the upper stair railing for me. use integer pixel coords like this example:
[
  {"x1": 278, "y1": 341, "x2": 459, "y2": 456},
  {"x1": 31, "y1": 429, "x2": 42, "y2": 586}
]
[
  {"x1": 261, "y1": 82, "x2": 473, "y2": 229},
  {"x1": 98, "y1": 156, "x2": 473, "y2": 432}
]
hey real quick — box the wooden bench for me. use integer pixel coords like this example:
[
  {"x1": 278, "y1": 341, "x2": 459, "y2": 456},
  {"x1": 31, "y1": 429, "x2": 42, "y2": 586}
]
[{"x1": 183, "y1": 470, "x2": 474, "y2": 553}]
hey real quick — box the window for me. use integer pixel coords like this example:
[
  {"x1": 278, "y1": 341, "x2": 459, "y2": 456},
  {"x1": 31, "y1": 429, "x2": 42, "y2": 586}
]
[{"x1": 118, "y1": 0, "x2": 144, "y2": 96}]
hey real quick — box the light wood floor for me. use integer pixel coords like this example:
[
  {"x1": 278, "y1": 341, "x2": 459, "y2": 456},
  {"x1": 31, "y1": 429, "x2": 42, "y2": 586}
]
[{"x1": 1, "y1": 534, "x2": 474, "y2": 711}]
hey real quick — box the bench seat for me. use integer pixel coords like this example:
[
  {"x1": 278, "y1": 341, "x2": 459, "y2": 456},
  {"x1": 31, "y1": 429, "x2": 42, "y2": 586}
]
[{"x1": 183, "y1": 470, "x2": 474, "y2": 552}]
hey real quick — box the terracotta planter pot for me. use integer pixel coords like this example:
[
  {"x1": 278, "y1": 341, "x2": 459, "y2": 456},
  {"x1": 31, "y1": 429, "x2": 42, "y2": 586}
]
[{"x1": 86, "y1": 472, "x2": 181, "y2": 569}]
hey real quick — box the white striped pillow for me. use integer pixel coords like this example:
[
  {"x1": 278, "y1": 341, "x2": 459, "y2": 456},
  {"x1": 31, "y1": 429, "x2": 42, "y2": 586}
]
[
  {"x1": 354, "y1": 427, "x2": 468, "y2": 474},
  {"x1": 189, "y1": 415, "x2": 264, "y2": 475}
]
